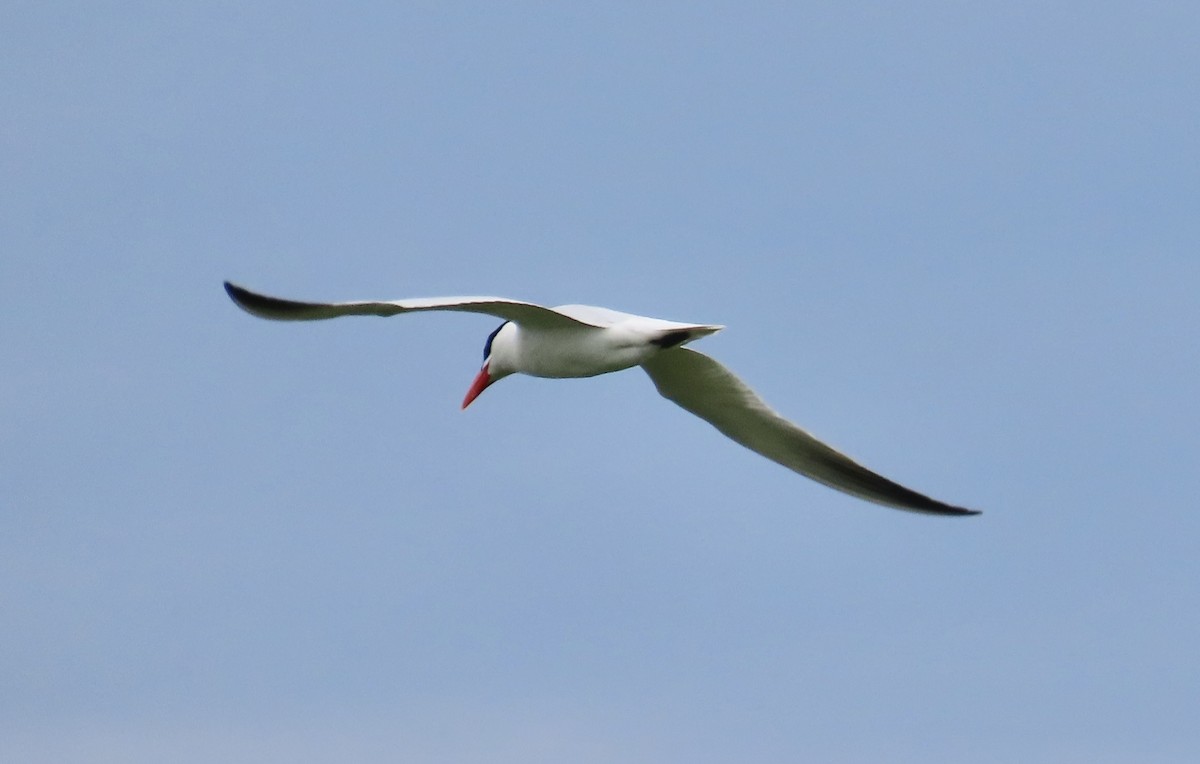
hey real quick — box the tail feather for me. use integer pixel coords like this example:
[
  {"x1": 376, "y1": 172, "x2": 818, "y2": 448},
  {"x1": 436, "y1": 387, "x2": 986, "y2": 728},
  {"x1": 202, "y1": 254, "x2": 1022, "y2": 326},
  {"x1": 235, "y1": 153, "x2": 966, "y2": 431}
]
[{"x1": 652, "y1": 325, "x2": 723, "y2": 349}]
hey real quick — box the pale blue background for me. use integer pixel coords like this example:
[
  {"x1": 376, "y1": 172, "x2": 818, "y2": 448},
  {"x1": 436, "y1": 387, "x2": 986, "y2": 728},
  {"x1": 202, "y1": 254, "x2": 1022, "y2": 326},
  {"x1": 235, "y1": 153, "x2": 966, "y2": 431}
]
[{"x1": 4, "y1": 3, "x2": 1199, "y2": 762}]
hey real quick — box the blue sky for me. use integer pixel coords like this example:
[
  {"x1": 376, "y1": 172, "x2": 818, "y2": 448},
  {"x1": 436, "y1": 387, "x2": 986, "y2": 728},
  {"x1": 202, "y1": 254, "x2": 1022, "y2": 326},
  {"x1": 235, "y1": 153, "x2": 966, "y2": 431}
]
[{"x1": 4, "y1": 2, "x2": 1199, "y2": 762}]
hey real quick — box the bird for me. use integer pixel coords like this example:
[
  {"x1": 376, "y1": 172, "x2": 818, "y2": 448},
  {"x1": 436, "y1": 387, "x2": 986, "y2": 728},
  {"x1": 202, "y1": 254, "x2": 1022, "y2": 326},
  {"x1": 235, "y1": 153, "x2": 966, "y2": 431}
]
[{"x1": 224, "y1": 281, "x2": 979, "y2": 516}]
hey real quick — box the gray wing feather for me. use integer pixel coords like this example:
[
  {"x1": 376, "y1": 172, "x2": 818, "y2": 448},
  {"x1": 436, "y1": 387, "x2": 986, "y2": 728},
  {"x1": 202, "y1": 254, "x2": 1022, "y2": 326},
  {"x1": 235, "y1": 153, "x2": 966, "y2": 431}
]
[
  {"x1": 642, "y1": 348, "x2": 978, "y2": 516},
  {"x1": 224, "y1": 282, "x2": 603, "y2": 329}
]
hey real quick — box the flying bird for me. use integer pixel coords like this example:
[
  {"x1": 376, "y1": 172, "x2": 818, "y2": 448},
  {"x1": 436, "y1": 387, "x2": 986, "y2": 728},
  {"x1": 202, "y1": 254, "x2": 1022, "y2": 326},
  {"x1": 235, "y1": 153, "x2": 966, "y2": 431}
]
[{"x1": 224, "y1": 281, "x2": 978, "y2": 516}]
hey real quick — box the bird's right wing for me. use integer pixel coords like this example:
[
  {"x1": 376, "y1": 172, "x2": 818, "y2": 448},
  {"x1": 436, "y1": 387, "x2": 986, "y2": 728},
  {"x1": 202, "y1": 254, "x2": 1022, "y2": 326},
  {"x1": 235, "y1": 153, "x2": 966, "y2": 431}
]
[
  {"x1": 224, "y1": 282, "x2": 606, "y2": 329},
  {"x1": 642, "y1": 347, "x2": 978, "y2": 516}
]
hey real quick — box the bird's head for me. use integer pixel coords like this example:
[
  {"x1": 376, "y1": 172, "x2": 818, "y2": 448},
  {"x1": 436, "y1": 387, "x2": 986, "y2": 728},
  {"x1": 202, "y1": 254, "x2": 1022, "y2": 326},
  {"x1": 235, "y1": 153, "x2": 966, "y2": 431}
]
[{"x1": 462, "y1": 321, "x2": 517, "y2": 409}]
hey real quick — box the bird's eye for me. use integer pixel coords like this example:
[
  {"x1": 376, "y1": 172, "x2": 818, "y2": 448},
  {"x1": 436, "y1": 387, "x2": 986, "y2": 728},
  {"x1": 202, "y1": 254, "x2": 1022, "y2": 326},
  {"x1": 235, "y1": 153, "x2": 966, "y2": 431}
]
[{"x1": 482, "y1": 321, "x2": 507, "y2": 361}]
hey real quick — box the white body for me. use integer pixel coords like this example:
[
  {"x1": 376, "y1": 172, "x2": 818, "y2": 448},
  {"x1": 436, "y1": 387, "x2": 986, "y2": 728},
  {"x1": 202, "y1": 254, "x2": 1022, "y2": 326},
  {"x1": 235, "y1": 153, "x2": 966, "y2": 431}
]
[{"x1": 489, "y1": 316, "x2": 718, "y2": 379}]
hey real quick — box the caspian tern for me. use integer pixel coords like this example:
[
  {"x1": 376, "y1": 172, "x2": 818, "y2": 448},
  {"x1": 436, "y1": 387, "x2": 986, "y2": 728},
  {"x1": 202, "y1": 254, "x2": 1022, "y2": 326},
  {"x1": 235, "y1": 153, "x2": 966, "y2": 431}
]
[{"x1": 224, "y1": 281, "x2": 978, "y2": 516}]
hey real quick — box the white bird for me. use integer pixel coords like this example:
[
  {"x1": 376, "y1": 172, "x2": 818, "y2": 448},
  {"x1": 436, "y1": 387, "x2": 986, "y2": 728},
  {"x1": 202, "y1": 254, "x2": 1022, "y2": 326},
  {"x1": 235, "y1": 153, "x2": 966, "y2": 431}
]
[{"x1": 224, "y1": 281, "x2": 979, "y2": 516}]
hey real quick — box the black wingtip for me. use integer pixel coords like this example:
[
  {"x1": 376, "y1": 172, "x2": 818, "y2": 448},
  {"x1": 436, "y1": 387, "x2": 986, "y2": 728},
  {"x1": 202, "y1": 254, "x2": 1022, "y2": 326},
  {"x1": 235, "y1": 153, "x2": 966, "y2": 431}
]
[
  {"x1": 223, "y1": 280, "x2": 261, "y2": 314},
  {"x1": 225, "y1": 280, "x2": 258, "y2": 304},
  {"x1": 222, "y1": 280, "x2": 303, "y2": 319},
  {"x1": 933, "y1": 502, "x2": 982, "y2": 516},
  {"x1": 906, "y1": 504, "x2": 982, "y2": 517},
  {"x1": 908, "y1": 497, "x2": 981, "y2": 517}
]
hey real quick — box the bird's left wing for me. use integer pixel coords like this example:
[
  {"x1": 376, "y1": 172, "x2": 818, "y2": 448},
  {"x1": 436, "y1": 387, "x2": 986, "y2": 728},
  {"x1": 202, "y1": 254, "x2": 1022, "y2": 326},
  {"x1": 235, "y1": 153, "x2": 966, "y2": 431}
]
[
  {"x1": 642, "y1": 347, "x2": 979, "y2": 516},
  {"x1": 224, "y1": 282, "x2": 605, "y2": 329}
]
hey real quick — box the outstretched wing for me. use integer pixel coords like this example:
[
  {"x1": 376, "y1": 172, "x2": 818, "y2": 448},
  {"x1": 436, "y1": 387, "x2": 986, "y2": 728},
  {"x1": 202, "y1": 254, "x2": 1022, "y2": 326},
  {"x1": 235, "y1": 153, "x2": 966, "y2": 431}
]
[
  {"x1": 223, "y1": 282, "x2": 607, "y2": 329},
  {"x1": 642, "y1": 347, "x2": 979, "y2": 516}
]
